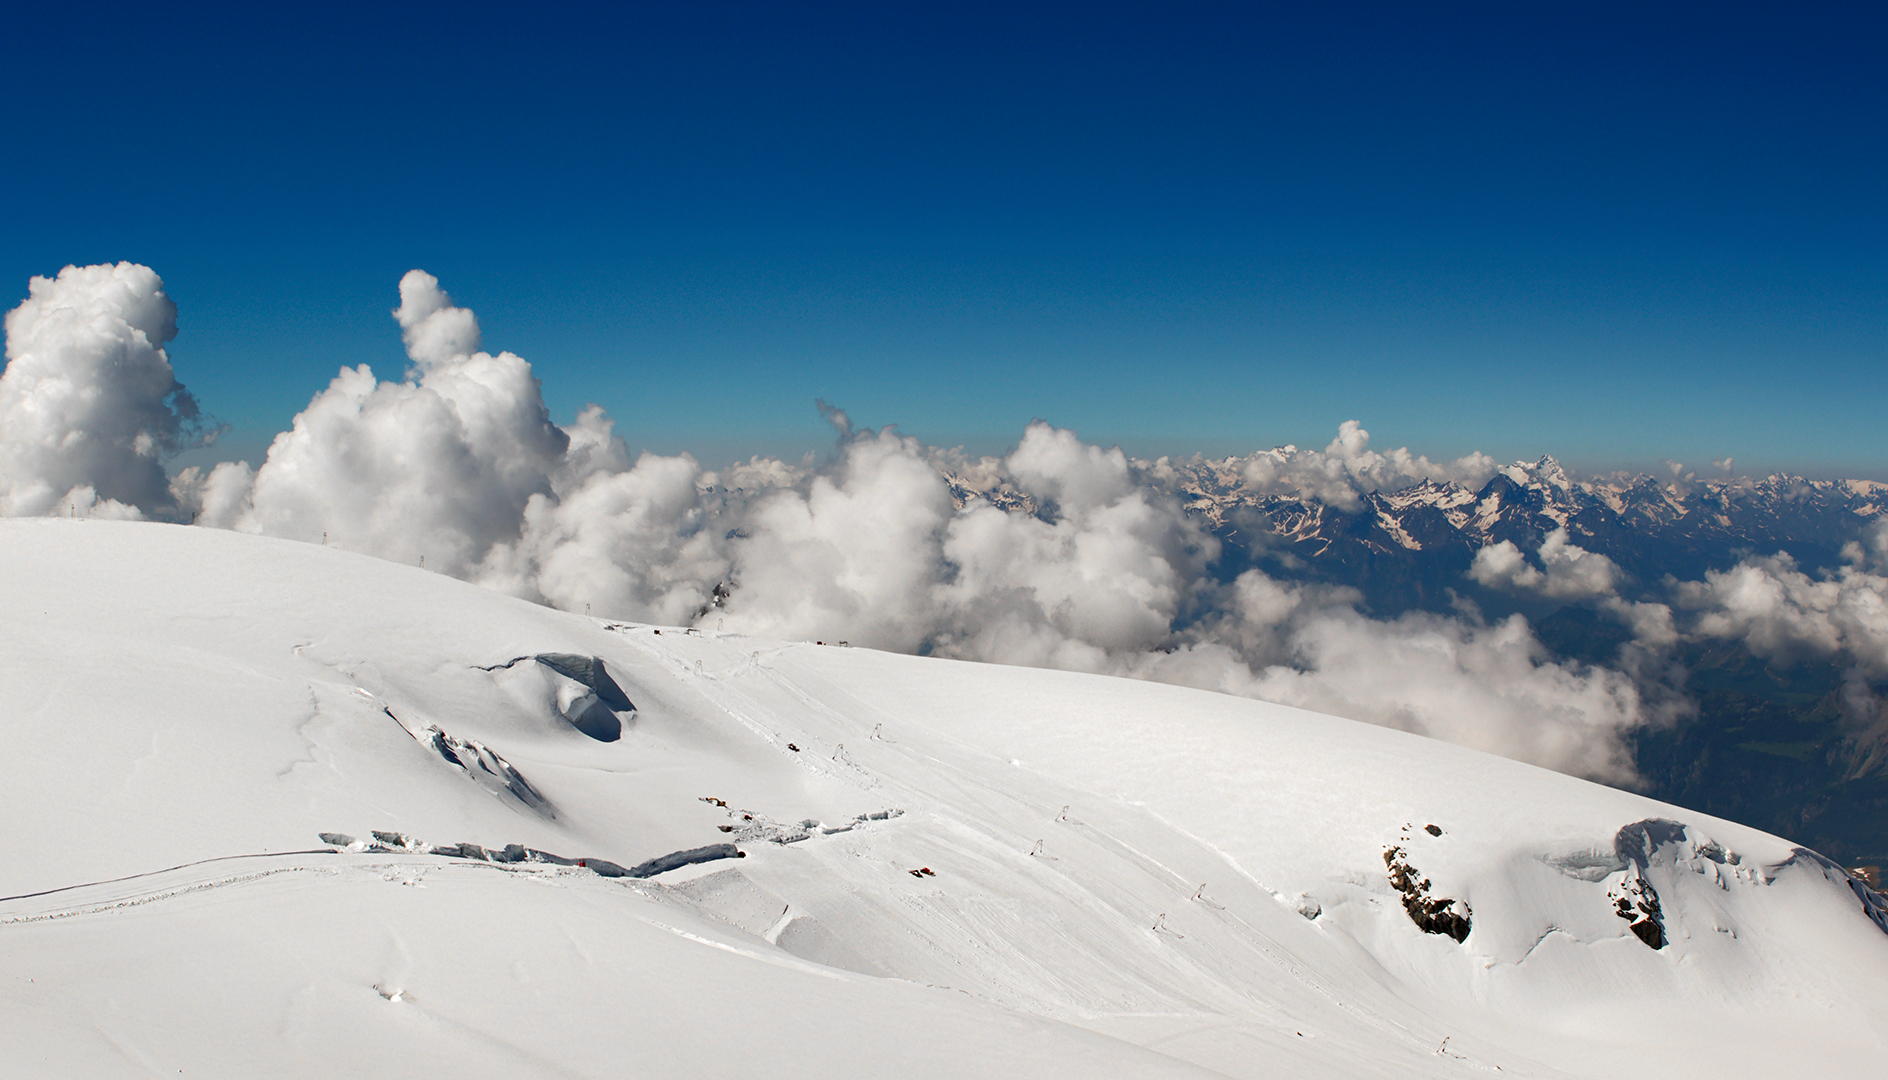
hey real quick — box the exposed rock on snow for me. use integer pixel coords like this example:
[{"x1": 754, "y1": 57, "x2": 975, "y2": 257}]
[
  {"x1": 1608, "y1": 874, "x2": 1666, "y2": 949},
  {"x1": 1383, "y1": 832, "x2": 1472, "y2": 943}
]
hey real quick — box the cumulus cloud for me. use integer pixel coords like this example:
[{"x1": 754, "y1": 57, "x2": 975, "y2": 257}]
[
  {"x1": 0, "y1": 263, "x2": 211, "y2": 517},
  {"x1": 1662, "y1": 543, "x2": 1888, "y2": 772},
  {"x1": 927, "y1": 423, "x2": 1219, "y2": 670},
  {"x1": 222, "y1": 271, "x2": 572, "y2": 576},
  {"x1": 1470, "y1": 527, "x2": 1622, "y2": 599},
  {"x1": 1466, "y1": 528, "x2": 1678, "y2": 651},
  {"x1": 717, "y1": 426, "x2": 957, "y2": 651},
  {"x1": 1676, "y1": 554, "x2": 1888, "y2": 675}
]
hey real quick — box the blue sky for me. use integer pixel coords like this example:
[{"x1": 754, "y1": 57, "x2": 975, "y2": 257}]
[{"x1": 3, "y1": 3, "x2": 1882, "y2": 476}]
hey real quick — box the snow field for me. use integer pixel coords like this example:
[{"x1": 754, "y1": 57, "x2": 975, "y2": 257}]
[{"x1": 2, "y1": 518, "x2": 1885, "y2": 1078}]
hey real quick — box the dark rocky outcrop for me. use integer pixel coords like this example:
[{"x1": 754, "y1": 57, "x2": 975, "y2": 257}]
[{"x1": 1384, "y1": 843, "x2": 1471, "y2": 943}]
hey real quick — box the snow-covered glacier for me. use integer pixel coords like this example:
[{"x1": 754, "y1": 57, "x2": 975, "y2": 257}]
[{"x1": 2, "y1": 518, "x2": 1883, "y2": 1078}]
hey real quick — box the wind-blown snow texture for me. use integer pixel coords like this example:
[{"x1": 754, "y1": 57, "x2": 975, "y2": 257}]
[
  {"x1": 1, "y1": 520, "x2": 1885, "y2": 1078},
  {"x1": 7, "y1": 264, "x2": 1888, "y2": 794}
]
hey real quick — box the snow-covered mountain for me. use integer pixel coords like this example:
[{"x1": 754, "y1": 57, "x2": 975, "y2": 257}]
[
  {"x1": 1163, "y1": 457, "x2": 1885, "y2": 578},
  {"x1": 951, "y1": 454, "x2": 1884, "y2": 566},
  {"x1": 970, "y1": 456, "x2": 1887, "y2": 627},
  {"x1": 4, "y1": 518, "x2": 1885, "y2": 1078}
]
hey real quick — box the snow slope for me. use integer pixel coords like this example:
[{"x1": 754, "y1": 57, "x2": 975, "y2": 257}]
[{"x1": 2, "y1": 519, "x2": 1884, "y2": 1078}]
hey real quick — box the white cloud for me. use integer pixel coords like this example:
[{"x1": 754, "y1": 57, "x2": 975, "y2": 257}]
[
  {"x1": 716, "y1": 426, "x2": 957, "y2": 652},
  {"x1": 930, "y1": 423, "x2": 1219, "y2": 668},
  {"x1": 1670, "y1": 548, "x2": 1888, "y2": 769},
  {"x1": 1470, "y1": 527, "x2": 1622, "y2": 600},
  {"x1": 1466, "y1": 528, "x2": 1678, "y2": 650},
  {"x1": 0, "y1": 263, "x2": 208, "y2": 517},
  {"x1": 228, "y1": 272, "x2": 571, "y2": 576},
  {"x1": 1239, "y1": 608, "x2": 1646, "y2": 784},
  {"x1": 1676, "y1": 554, "x2": 1888, "y2": 675}
]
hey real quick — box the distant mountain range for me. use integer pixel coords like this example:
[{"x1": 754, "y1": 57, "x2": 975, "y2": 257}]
[
  {"x1": 948, "y1": 457, "x2": 1888, "y2": 864},
  {"x1": 952, "y1": 456, "x2": 1887, "y2": 612}
]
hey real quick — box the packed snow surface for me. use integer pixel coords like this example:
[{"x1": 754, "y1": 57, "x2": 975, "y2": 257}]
[{"x1": 2, "y1": 519, "x2": 1884, "y2": 1078}]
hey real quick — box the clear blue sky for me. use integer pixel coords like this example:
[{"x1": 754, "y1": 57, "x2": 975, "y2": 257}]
[{"x1": 3, "y1": 2, "x2": 1882, "y2": 476}]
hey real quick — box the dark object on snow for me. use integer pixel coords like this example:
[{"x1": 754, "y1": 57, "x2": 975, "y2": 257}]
[
  {"x1": 1609, "y1": 820, "x2": 1681, "y2": 949},
  {"x1": 718, "y1": 825, "x2": 735, "y2": 832},
  {"x1": 787, "y1": 743, "x2": 800, "y2": 752},
  {"x1": 1425, "y1": 824, "x2": 1443, "y2": 836},
  {"x1": 1384, "y1": 844, "x2": 1471, "y2": 943},
  {"x1": 1610, "y1": 875, "x2": 1666, "y2": 949},
  {"x1": 906, "y1": 867, "x2": 936, "y2": 878}
]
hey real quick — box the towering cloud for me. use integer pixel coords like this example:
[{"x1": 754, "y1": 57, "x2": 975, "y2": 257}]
[
  {"x1": 0, "y1": 263, "x2": 206, "y2": 518},
  {"x1": 218, "y1": 271, "x2": 572, "y2": 576}
]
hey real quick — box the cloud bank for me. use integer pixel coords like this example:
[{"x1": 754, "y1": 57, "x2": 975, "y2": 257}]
[{"x1": 10, "y1": 262, "x2": 1885, "y2": 788}]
